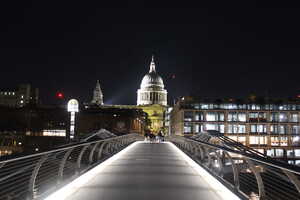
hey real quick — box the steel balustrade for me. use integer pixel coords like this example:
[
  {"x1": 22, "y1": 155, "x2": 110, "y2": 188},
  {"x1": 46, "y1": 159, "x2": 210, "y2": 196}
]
[
  {"x1": 0, "y1": 133, "x2": 142, "y2": 200},
  {"x1": 169, "y1": 136, "x2": 300, "y2": 200}
]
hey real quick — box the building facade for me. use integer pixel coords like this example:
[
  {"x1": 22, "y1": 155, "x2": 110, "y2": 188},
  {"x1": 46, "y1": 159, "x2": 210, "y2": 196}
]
[
  {"x1": 0, "y1": 84, "x2": 39, "y2": 107},
  {"x1": 170, "y1": 96, "x2": 300, "y2": 164},
  {"x1": 136, "y1": 56, "x2": 168, "y2": 133},
  {"x1": 90, "y1": 80, "x2": 104, "y2": 105}
]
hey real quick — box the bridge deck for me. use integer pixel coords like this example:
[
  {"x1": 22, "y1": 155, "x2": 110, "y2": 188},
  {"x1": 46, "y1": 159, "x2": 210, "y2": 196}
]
[{"x1": 48, "y1": 142, "x2": 239, "y2": 200}]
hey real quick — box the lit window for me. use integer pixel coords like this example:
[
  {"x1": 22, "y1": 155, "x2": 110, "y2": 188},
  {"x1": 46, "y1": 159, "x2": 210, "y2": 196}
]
[
  {"x1": 271, "y1": 137, "x2": 279, "y2": 146},
  {"x1": 205, "y1": 124, "x2": 218, "y2": 131},
  {"x1": 184, "y1": 123, "x2": 192, "y2": 133},
  {"x1": 275, "y1": 149, "x2": 284, "y2": 157},
  {"x1": 279, "y1": 113, "x2": 288, "y2": 122},
  {"x1": 267, "y1": 149, "x2": 275, "y2": 157},
  {"x1": 249, "y1": 136, "x2": 267, "y2": 145},
  {"x1": 238, "y1": 136, "x2": 246, "y2": 145},
  {"x1": 295, "y1": 149, "x2": 300, "y2": 157},
  {"x1": 206, "y1": 112, "x2": 217, "y2": 121},
  {"x1": 184, "y1": 112, "x2": 193, "y2": 122},
  {"x1": 238, "y1": 113, "x2": 246, "y2": 122},
  {"x1": 291, "y1": 113, "x2": 299, "y2": 122},
  {"x1": 254, "y1": 149, "x2": 264, "y2": 154},
  {"x1": 287, "y1": 150, "x2": 294, "y2": 157}
]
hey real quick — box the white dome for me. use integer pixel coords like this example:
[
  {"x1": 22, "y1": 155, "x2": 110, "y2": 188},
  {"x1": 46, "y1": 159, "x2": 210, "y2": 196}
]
[
  {"x1": 140, "y1": 71, "x2": 164, "y2": 89},
  {"x1": 137, "y1": 55, "x2": 168, "y2": 106}
]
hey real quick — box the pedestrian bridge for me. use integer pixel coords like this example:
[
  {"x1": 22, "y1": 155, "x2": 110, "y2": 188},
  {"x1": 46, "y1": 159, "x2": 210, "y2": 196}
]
[
  {"x1": 0, "y1": 133, "x2": 300, "y2": 200},
  {"x1": 45, "y1": 141, "x2": 237, "y2": 200}
]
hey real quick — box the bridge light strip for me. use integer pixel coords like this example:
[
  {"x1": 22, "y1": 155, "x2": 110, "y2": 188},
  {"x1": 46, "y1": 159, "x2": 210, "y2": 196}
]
[
  {"x1": 44, "y1": 141, "x2": 139, "y2": 200},
  {"x1": 168, "y1": 142, "x2": 241, "y2": 200}
]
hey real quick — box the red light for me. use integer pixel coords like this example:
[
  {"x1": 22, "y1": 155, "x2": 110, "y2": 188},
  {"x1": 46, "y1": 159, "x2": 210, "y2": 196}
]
[
  {"x1": 56, "y1": 92, "x2": 64, "y2": 99},
  {"x1": 297, "y1": 94, "x2": 300, "y2": 98}
]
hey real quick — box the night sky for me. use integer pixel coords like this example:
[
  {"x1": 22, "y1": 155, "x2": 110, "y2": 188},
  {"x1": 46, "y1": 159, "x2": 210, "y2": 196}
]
[{"x1": 0, "y1": 1, "x2": 299, "y2": 105}]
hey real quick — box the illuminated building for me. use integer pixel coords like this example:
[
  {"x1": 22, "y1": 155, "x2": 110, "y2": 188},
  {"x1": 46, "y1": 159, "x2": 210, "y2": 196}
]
[
  {"x1": 0, "y1": 84, "x2": 39, "y2": 107},
  {"x1": 91, "y1": 80, "x2": 104, "y2": 105},
  {"x1": 170, "y1": 96, "x2": 300, "y2": 164},
  {"x1": 137, "y1": 55, "x2": 167, "y2": 106},
  {"x1": 136, "y1": 56, "x2": 168, "y2": 133},
  {"x1": 77, "y1": 106, "x2": 147, "y2": 136}
]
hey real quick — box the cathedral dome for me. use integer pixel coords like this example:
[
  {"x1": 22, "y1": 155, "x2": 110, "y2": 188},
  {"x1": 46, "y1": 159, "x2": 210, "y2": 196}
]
[
  {"x1": 140, "y1": 71, "x2": 164, "y2": 89},
  {"x1": 137, "y1": 55, "x2": 167, "y2": 106}
]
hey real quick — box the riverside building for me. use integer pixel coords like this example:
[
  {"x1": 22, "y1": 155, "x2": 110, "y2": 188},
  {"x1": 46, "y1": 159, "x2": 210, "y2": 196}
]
[{"x1": 170, "y1": 96, "x2": 300, "y2": 164}]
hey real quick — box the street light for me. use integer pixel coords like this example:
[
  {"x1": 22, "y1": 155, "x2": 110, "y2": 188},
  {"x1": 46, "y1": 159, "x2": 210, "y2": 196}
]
[{"x1": 67, "y1": 99, "x2": 79, "y2": 141}]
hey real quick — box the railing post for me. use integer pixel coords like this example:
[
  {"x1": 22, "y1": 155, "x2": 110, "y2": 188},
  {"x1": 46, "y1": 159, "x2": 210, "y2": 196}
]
[
  {"x1": 27, "y1": 154, "x2": 49, "y2": 200},
  {"x1": 244, "y1": 158, "x2": 265, "y2": 199},
  {"x1": 224, "y1": 152, "x2": 240, "y2": 191},
  {"x1": 89, "y1": 142, "x2": 101, "y2": 164},
  {"x1": 97, "y1": 141, "x2": 108, "y2": 160},
  {"x1": 283, "y1": 170, "x2": 300, "y2": 194},
  {"x1": 57, "y1": 148, "x2": 74, "y2": 185},
  {"x1": 76, "y1": 145, "x2": 89, "y2": 174}
]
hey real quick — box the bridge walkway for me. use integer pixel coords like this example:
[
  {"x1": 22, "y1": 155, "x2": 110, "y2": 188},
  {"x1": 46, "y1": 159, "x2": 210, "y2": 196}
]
[{"x1": 46, "y1": 142, "x2": 239, "y2": 200}]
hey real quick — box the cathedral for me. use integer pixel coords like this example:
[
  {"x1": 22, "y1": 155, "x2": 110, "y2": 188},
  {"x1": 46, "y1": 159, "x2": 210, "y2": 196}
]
[
  {"x1": 137, "y1": 56, "x2": 167, "y2": 106},
  {"x1": 89, "y1": 55, "x2": 168, "y2": 134},
  {"x1": 136, "y1": 56, "x2": 168, "y2": 133}
]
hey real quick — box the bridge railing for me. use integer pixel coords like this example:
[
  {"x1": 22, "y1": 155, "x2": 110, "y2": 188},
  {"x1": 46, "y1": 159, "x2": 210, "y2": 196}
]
[
  {"x1": 0, "y1": 133, "x2": 142, "y2": 200},
  {"x1": 169, "y1": 136, "x2": 300, "y2": 200}
]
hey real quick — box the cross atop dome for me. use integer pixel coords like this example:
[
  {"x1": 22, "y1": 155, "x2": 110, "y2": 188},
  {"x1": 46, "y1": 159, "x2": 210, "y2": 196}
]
[{"x1": 149, "y1": 55, "x2": 156, "y2": 73}]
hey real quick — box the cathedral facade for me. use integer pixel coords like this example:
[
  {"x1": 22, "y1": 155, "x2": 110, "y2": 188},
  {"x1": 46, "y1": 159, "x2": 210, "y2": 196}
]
[{"x1": 137, "y1": 56, "x2": 168, "y2": 133}]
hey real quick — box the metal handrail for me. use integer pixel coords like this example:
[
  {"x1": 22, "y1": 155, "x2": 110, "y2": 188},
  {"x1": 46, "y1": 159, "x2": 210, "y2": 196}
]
[
  {"x1": 169, "y1": 135, "x2": 300, "y2": 200},
  {"x1": 0, "y1": 133, "x2": 142, "y2": 200}
]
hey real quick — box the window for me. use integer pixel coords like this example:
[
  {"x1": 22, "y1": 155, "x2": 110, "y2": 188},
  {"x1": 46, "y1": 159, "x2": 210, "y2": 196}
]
[
  {"x1": 279, "y1": 125, "x2": 288, "y2": 134},
  {"x1": 206, "y1": 112, "x2": 217, "y2": 121},
  {"x1": 249, "y1": 112, "x2": 259, "y2": 122},
  {"x1": 205, "y1": 124, "x2": 218, "y2": 131},
  {"x1": 238, "y1": 136, "x2": 246, "y2": 145},
  {"x1": 292, "y1": 126, "x2": 300, "y2": 134},
  {"x1": 249, "y1": 136, "x2": 267, "y2": 145},
  {"x1": 228, "y1": 112, "x2": 238, "y2": 122},
  {"x1": 238, "y1": 113, "x2": 246, "y2": 122},
  {"x1": 184, "y1": 111, "x2": 193, "y2": 121},
  {"x1": 184, "y1": 123, "x2": 192, "y2": 133},
  {"x1": 291, "y1": 136, "x2": 300, "y2": 146},
  {"x1": 228, "y1": 124, "x2": 246, "y2": 134},
  {"x1": 287, "y1": 150, "x2": 294, "y2": 158},
  {"x1": 250, "y1": 124, "x2": 267, "y2": 133},
  {"x1": 271, "y1": 137, "x2": 279, "y2": 146},
  {"x1": 270, "y1": 112, "x2": 279, "y2": 122},
  {"x1": 295, "y1": 149, "x2": 300, "y2": 157},
  {"x1": 42, "y1": 130, "x2": 66, "y2": 137},
  {"x1": 275, "y1": 149, "x2": 284, "y2": 157},
  {"x1": 291, "y1": 113, "x2": 299, "y2": 122},
  {"x1": 267, "y1": 149, "x2": 275, "y2": 157},
  {"x1": 254, "y1": 149, "x2": 264, "y2": 154},
  {"x1": 219, "y1": 124, "x2": 225, "y2": 133},
  {"x1": 228, "y1": 136, "x2": 237, "y2": 141},
  {"x1": 219, "y1": 113, "x2": 225, "y2": 121},
  {"x1": 194, "y1": 112, "x2": 204, "y2": 121},
  {"x1": 279, "y1": 113, "x2": 288, "y2": 122},
  {"x1": 194, "y1": 124, "x2": 201, "y2": 133},
  {"x1": 280, "y1": 137, "x2": 288, "y2": 146},
  {"x1": 201, "y1": 104, "x2": 209, "y2": 109}
]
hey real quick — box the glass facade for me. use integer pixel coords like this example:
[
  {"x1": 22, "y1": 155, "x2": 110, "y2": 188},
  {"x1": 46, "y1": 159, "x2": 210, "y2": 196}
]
[{"x1": 174, "y1": 101, "x2": 300, "y2": 163}]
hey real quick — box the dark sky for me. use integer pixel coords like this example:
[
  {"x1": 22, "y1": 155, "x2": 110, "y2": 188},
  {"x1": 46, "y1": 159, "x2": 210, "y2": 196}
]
[{"x1": 0, "y1": 1, "x2": 300, "y2": 105}]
